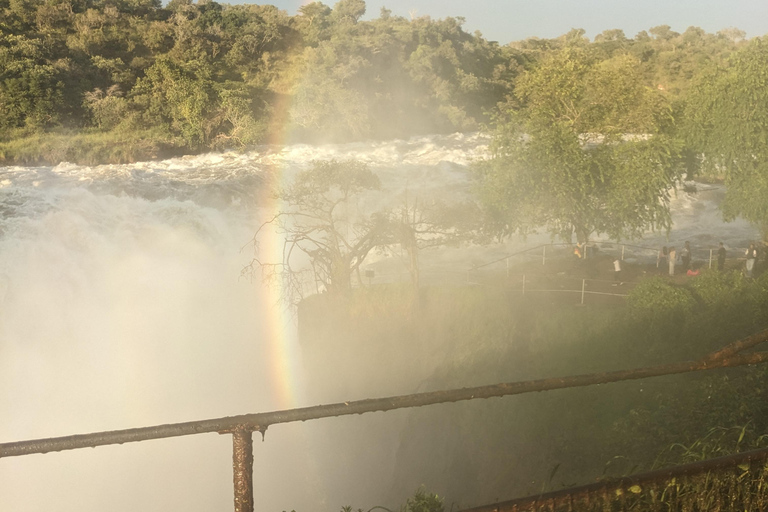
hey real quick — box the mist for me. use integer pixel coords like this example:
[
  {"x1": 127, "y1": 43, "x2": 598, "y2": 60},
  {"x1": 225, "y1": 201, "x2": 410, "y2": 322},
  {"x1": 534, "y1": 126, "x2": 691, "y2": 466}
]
[
  {"x1": 0, "y1": 135, "x2": 761, "y2": 512},
  {"x1": 0, "y1": 136, "x2": 489, "y2": 512}
]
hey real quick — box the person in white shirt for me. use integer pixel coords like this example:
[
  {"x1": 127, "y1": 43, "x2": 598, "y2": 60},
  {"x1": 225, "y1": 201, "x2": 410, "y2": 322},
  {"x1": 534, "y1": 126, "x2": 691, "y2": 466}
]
[
  {"x1": 613, "y1": 258, "x2": 623, "y2": 285},
  {"x1": 746, "y1": 243, "x2": 757, "y2": 277},
  {"x1": 668, "y1": 247, "x2": 676, "y2": 276}
]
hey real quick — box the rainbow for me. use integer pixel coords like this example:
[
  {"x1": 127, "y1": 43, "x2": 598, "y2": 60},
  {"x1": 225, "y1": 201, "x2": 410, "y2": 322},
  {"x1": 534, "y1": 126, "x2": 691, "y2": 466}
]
[
  {"x1": 259, "y1": 213, "x2": 308, "y2": 411},
  {"x1": 254, "y1": 52, "x2": 310, "y2": 411}
]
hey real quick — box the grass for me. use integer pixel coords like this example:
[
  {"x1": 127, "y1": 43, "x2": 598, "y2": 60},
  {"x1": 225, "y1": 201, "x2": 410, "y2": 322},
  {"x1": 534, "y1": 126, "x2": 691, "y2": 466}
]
[{"x1": 0, "y1": 127, "x2": 189, "y2": 166}]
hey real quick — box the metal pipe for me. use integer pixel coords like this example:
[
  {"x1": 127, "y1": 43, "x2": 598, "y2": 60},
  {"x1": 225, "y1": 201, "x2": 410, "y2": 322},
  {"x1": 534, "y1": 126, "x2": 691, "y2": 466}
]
[
  {"x1": 232, "y1": 430, "x2": 254, "y2": 512},
  {"x1": 3, "y1": 345, "x2": 768, "y2": 459},
  {"x1": 706, "y1": 328, "x2": 768, "y2": 362}
]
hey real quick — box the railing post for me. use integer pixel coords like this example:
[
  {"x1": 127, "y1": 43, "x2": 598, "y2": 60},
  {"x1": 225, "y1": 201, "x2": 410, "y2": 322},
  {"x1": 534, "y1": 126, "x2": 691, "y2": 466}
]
[
  {"x1": 542, "y1": 245, "x2": 546, "y2": 265},
  {"x1": 232, "y1": 429, "x2": 254, "y2": 512},
  {"x1": 581, "y1": 279, "x2": 586, "y2": 305},
  {"x1": 710, "y1": 249, "x2": 713, "y2": 269},
  {"x1": 621, "y1": 245, "x2": 625, "y2": 261}
]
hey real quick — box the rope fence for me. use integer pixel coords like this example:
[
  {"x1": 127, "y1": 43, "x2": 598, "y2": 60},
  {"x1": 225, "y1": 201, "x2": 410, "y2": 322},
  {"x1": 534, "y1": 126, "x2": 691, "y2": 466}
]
[
  {"x1": 356, "y1": 241, "x2": 760, "y2": 305},
  {"x1": 471, "y1": 241, "x2": 751, "y2": 272}
]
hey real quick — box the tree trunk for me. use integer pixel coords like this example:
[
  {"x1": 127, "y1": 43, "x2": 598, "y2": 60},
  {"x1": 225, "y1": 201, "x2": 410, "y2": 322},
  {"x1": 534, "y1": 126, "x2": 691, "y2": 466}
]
[
  {"x1": 408, "y1": 244, "x2": 420, "y2": 291},
  {"x1": 328, "y1": 255, "x2": 352, "y2": 294},
  {"x1": 575, "y1": 226, "x2": 589, "y2": 244}
]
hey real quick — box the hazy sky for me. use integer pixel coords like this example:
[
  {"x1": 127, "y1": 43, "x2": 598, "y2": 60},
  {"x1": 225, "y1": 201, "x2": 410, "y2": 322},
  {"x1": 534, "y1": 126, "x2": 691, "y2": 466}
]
[{"x1": 256, "y1": 0, "x2": 768, "y2": 44}]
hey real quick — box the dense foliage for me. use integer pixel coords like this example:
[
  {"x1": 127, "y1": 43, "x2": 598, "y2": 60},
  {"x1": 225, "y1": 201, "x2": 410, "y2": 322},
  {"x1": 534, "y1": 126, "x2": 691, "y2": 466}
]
[
  {"x1": 475, "y1": 46, "x2": 680, "y2": 243},
  {"x1": 299, "y1": 268, "x2": 768, "y2": 507},
  {"x1": 685, "y1": 39, "x2": 768, "y2": 238},
  {"x1": 0, "y1": 0, "x2": 518, "y2": 162},
  {"x1": 0, "y1": 0, "x2": 753, "y2": 164}
]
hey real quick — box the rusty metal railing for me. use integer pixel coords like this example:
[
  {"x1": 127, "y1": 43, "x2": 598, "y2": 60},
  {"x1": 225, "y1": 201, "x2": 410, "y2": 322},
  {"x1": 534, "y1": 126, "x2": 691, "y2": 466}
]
[
  {"x1": 461, "y1": 445, "x2": 768, "y2": 511},
  {"x1": 3, "y1": 329, "x2": 768, "y2": 512}
]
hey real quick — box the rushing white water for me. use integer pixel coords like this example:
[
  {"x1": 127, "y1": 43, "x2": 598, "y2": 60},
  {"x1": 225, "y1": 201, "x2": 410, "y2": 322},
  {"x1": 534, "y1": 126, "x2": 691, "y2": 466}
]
[{"x1": 0, "y1": 133, "x2": 760, "y2": 512}]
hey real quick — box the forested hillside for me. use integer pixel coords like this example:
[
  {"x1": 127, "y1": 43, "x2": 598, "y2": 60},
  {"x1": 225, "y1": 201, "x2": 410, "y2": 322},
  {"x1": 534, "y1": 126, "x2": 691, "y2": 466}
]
[{"x1": 0, "y1": 0, "x2": 755, "y2": 163}]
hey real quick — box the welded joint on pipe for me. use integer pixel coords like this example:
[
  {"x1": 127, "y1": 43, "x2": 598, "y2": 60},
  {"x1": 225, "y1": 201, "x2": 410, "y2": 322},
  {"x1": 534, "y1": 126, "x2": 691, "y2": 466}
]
[
  {"x1": 256, "y1": 425, "x2": 267, "y2": 441},
  {"x1": 218, "y1": 425, "x2": 268, "y2": 442}
]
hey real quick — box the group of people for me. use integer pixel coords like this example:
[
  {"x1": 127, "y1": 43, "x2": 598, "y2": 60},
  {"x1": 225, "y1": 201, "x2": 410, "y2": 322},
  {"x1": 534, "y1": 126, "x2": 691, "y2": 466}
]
[
  {"x1": 662, "y1": 241, "x2": 760, "y2": 277},
  {"x1": 575, "y1": 240, "x2": 761, "y2": 282},
  {"x1": 662, "y1": 241, "x2": 695, "y2": 276}
]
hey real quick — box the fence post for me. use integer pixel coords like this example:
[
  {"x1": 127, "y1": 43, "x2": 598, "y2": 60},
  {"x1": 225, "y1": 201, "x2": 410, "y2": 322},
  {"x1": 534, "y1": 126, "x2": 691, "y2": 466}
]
[
  {"x1": 581, "y1": 279, "x2": 586, "y2": 305},
  {"x1": 710, "y1": 249, "x2": 713, "y2": 269},
  {"x1": 522, "y1": 274, "x2": 526, "y2": 295},
  {"x1": 232, "y1": 429, "x2": 254, "y2": 512},
  {"x1": 622, "y1": 245, "x2": 625, "y2": 261},
  {"x1": 542, "y1": 245, "x2": 546, "y2": 265}
]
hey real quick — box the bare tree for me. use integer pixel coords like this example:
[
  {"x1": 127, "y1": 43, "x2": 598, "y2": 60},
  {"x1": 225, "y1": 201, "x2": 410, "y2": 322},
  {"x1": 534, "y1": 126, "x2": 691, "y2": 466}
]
[{"x1": 245, "y1": 159, "x2": 391, "y2": 303}]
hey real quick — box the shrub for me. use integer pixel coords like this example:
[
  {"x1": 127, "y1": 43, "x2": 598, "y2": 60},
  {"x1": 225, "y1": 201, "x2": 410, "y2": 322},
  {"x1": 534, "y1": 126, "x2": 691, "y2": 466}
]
[
  {"x1": 688, "y1": 269, "x2": 749, "y2": 306},
  {"x1": 626, "y1": 277, "x2": 696, "y2": 323},
  {"x1": 402, "y1": 487, "x2": 443, "y2": 512}
]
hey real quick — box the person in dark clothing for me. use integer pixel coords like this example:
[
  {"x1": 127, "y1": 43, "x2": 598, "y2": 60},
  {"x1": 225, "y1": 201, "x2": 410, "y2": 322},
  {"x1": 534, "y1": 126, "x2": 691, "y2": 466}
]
[
  {"x1": 717, "y1": 242, "x2": 726, "y2": 271},
  {"x1": 681, "y1": 241, "x2": 691, "y2": 271}
]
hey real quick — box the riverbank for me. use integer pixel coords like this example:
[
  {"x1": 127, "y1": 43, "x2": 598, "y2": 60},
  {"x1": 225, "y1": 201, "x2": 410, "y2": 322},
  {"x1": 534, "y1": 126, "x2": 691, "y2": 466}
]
[
  {"x1": 0, "y1": 126, "x2": 468, "y2": 167},
  {"x1": 0, "y1": 129, "x2": 199, "y2": 166}
]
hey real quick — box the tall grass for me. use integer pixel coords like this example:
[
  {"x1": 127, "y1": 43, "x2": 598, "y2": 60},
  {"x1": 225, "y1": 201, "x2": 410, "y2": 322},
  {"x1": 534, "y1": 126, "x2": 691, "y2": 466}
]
[{"x1": 0, "y1": 128, "x2": 187, "y2": 166}]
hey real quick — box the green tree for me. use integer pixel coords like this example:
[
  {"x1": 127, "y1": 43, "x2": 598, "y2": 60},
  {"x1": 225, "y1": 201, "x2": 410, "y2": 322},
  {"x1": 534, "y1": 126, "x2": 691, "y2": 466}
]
[
  {"x1": 83, "y1": 85, "x2": 129, "y2": 130},
  {"x1": 331, "y1": 0, "x2": 365, "y2": 24},
  {"x1": 476, "y1": 48, "x2": 679, "y2": 243},
  {"x1": 0, "y1": 34, "x2": 64, "y2": 130},
  {"x1": 685, "y1": 39, "x2": 768, "y2": 238},
  {"x1": 131, "y1": 57, "x2": 217, "y2": 147},
  {"x1": 295, "y1": 2, "x2": 332, "y2": 47}
]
